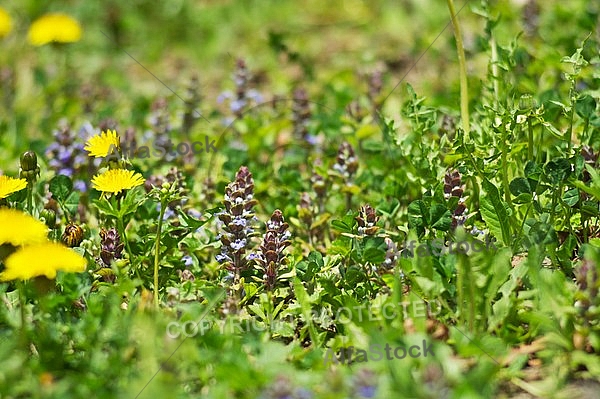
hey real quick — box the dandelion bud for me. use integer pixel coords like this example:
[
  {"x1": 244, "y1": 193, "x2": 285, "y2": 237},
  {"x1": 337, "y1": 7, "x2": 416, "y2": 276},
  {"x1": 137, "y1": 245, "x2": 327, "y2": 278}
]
[
  {"x1": 20, "y1": 150, "x2": 38, "y2": 172},
  {"x1": 62, "y1": 222, "x2": 84, "y2": 247},
  {"x1": 40, "y1": 208, "x2": 56, "y2": 229},
  {"x1": 519, "y1": 94, "x2": 535, "y2": 112},
  {"x1": 19, "y1": 150, "x2": 40, "y2": 184}
]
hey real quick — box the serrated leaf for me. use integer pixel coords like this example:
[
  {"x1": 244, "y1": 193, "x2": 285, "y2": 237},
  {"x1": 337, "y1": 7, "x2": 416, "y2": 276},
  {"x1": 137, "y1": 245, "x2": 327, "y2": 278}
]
[
  {"x1": 92, "y1": 198, "x2": 119, "y2": 218},
  {"x1": 118, "y1": 187, "x2": 146, "y2": 217},
  {"x1": 480, "y1": 180, "x2": 510, "y2": 246}
]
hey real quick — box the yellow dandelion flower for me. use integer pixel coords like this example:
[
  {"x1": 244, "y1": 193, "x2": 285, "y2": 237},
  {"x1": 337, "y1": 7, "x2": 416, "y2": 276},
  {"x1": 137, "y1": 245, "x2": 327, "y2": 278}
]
[
  {"x1": 27, "y1": 13, "x2": 82, "y2": 46},
  {"x1": 0, "y1": 208, "x2": 48, "y2": 246},
  {"x1": 84, "y1": 130, "x2": 121, "y2": 158},
  {"x1": 0, "y1": 175, "x2": 27, "y2": 199},
  {"x1": 91, "y1": 169, "x2": 145, "y2": 194},
  {"x1": 0, "y1": 242, "x2": 87, "y2": 281},
  {"x1": 0, "y1": 7, "x2": 12, "y2": 39}
]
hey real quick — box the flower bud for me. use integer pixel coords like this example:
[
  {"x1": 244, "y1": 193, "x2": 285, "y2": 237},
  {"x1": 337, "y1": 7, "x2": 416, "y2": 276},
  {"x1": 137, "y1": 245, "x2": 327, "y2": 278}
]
[
  {"x1": 519, "y1": 94, "x2": 535, "y2": 112},
  {"x1": 62, "y1": 222, "x2": 84, "y2": 247},
  {"x1": 20, "y1": 150, "x2": 38, "y2": 172},
  {"x1": 19, "y1": 150, "x2": 40, "y2": 184},
  {"x1": 40, "y1": 209, "x2": 56, "y2": 229}
]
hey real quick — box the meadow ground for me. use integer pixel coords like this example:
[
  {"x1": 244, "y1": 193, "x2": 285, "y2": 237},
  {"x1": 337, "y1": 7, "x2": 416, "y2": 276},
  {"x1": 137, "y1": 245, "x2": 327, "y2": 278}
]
[{"x1": 0, "y1": 1, "x2": 599, "y2": 398}]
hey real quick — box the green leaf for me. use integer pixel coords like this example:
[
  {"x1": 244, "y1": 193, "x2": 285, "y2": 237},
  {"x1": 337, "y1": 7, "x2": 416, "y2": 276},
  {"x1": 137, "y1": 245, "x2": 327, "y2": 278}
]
[
  {"x1": 247, "y1": 303, "x2": 266, "y2": 319},
  {"x1": 572, "y1": 165, "x2": 600, "y2": 200},
  {"x1": 526, "y1": 221, "x2": 557, "y2": 246},
  {"x1": 575, "y1": 94, "x2": 596, "y2": 119},
  {"x1": 544, "y1": 158, "x2": 571, "y2": 185},
  {"x1": 329, "y1": 236, "x2": 352, "y2": 256},
  {"x1": 293, "y1": 278, "x2": 321, "y2": 347},
  {"x1": 93, "y1": 198, "x2": 119, "y2": 218},
  {"x1": 429, "y1": 204, "x2": 452, "y2": 231},
  {"x1": 360, "y1": 236, "x2": 387, "y2": 263},
  {"x1": 513, "y1": 193, "x2": 533, "y2": 204},
  {"x1": 310, "y1": 213, "x2": 330, "y2": 229},
  {"x1": 408, "y1": 200, "x2": 427, "y2": 228},
  {"x1": 298, "y1": 251, "x2": 323, "y2": 280},
  {"x1": 64, "y1": 192, "x2": 80, "y2": 216},
  {"x1": 331, "y1": 213, "x2": 356, "y2": 233},
  {"x1": 177, "y1": 208, "x2": 210, "y2": 230},
  {"x1": 49, "y1": 175, "x2": 73, "y2": 202},
  {"x1": 118, "y1": 187, "x2": 146, "y2": 217},
  {"x1": 524, "y1": 161, "x2": 543, "y2": 181},
  {"x1": 509, "y1": 177, "x2": 532, "y2": 196},
  {"x1": 480, "y1": 179, "x2": 510, "y2": 246},
  {"x1": 562, "y1": 188, "x2": 579, "y2": 207}
]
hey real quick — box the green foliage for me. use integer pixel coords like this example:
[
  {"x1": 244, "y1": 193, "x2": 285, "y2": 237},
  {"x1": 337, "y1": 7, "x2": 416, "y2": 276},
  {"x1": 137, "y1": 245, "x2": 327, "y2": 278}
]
[{"x1": 1, "y1": 0, "x2": 599, "y2": 398}]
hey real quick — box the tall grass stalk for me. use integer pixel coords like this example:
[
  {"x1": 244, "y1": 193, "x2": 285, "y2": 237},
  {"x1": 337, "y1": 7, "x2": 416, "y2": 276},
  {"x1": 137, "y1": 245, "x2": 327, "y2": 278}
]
[{"x1": 447, "y1": 0, "x2": 470, "y2": 136}]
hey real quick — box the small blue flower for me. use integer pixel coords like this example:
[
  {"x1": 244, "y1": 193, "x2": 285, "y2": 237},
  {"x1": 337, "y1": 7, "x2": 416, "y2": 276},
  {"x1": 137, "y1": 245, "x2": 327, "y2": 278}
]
[
  {"x1": 58, "y1": 168, "x2": 74, "y2": 177},
  {"x1": 187, "y1": 208, "x2": 202, "y2": 219},
  {"x1": 230, "y1": 239, "x2": 247, "y2": 251},
  {"x1": 73, "y1": 180, "x2": 87, "y2": 192},
  {"x1": 217, "y1": 91, "x2": 232, "y2": 104},
  {"x1": 58, "y1": 148, "x2": 72, "y2": 163},
  {"x1": 357, "y1": 385, "x2": 376, "y2": 398},
  {"x1": 216, "y1": 253, "x2": 230, "y2": 263},
  {"x1": 294, "y1": 388, "x2": 313, "y2": 399},
  {"x1": 305, "y1": 134, "x2": 318, "y2": 146},
  {"x1": 230, "y1": 99, "x2": 246, "y2": 113},
  {"x1": 182, "y1": 255, "x2": 193, "y2": 267},
  {"x1": 246, "y1": 89, "x2": 263, "y2": 103},
  {"x1": 233, "y1": 217, "x2": 247, "y2": 226},
  {"x1": 222, "y1": 116, "x2": 235, "y2": 127}
]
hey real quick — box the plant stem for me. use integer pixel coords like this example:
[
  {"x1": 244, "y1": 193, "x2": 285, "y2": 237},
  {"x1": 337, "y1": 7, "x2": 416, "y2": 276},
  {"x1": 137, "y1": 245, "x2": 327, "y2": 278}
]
[
  {"x1": 26, "y1": 185, "x2": 33, "y2": 215},
  {"x1": 502, "y1": 121, "x2": 513, "y2": 208},
  {"x1": 116, "y1": 218, "x2": 133, "y2": 260},
  {"x1": 567, "y1": 91, "x2": 575, "y2": 155},
  {"x1": 17, "y1": 281, "x2": 28, "y2": 349},
  {"x1": 457, "y1": 254, "x2": 475, "y2": 332},
  {"x1": 153, "y1": 200, "x2": 167, "y2": 308},
  {"x1": 528, "y1": 118, "x2": 534, "y2": 162},
  {"x1": 447, "y1": 0, "x2": 470, "y2": 136},
  {"x1": 490, "y1": 36, "x2": 500, "y2": 107}
]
